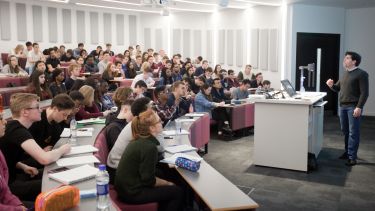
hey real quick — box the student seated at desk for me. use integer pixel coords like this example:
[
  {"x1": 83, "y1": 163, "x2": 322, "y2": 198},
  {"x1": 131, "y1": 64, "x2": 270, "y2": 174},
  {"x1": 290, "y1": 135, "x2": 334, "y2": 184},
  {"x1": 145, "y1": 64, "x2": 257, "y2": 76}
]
[
  {"x1": 1, "y1": 55, "x2": 28, "y2": 76},
  {"x1": 99, "y1": 81, "x2": 115, "y2": 111},
  {"x1": 76, "y1": 85, "x2": 111, "y2": 121},
  {"x1": 166, "y1": 81, "x2": 193, "y2": 120},
  {"x1": 211, "y1": 78, "x2": 231, "y2": 103},
  {"x1": 28, "y1": 94, "x2": 75, "y2": 149},
  {"x1": 250, "y1": 72, "x2": 263, "y2": 88},
  {"x1": 0, "y1": 113, "x2": 29, "y2": 210},
  {"x1": 107, "y1": 97, "x2": 152, "y2": 184},
  {"x1": 153, "y1": 85, "x2": 177, "y2": 125},
  {"x1": 159, "y1": 67, "x2": 174, "y2": 86},
  {"x1": 195, "y1": 84, "x2": 231, "y2": 136},
  {"x1": 65, "y1": 64, "x2": 84, "y2": 91},
  {"x1": 84, "y1": 55, "x2": 99, "y2": 73},
  {"x1": 223, "y1": 69, "x2": 240, "y2": 91},
  {"x1": 131, "y1": 62, "x2": 155, "y2": 89},
  {"x1": 104, "y1": 99, "x2": 134, "y2": 152},
  {"x1": 133, "y1": 80, "x2": 149, "y2": 100},
  {"x1": 49, "y1": 68, "x2": 67, "y2": 97},
  {"x1": 115, "y1": 110, "x2": 184, "y2": 211},
  {"x1": 27, "y1": 70, "x2": 52, "y2": 101},
  {"x1": 105, "y1": 87, "x2": 133, "y2": 125},
  {"x1": 102, "y1": 62, "x2": 122, "y2": 91},
  {"x1": 0, "y1": 93, "x2": 71, "y2": 201},
  {"x1": 231, "y1": 79, "x2": 251, "y2": 100}
]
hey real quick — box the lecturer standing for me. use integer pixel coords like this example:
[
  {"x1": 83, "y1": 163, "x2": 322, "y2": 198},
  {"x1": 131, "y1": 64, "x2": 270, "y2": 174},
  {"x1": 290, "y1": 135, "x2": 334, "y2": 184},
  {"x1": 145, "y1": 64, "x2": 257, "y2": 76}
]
[{"x1": 326, "y1": 51, "x2": 369, "y2": 166}]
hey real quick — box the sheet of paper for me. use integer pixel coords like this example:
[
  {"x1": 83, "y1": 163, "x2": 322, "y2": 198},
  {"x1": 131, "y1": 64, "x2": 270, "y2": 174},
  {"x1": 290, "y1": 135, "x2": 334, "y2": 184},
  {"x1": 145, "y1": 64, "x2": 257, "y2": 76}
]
[
  {"x1": 178, "y1": 119, "x2": 196, "y2": 122},
  {"x1": 162, "y1": 130, "x2": 189, "y2": 136},
  {"x1": 164, "y1": 144, "x2": 197, "y2": 154},
  {"x1": 60, "y1": 128, "x2": 71, "y2": 138},
  {"x1": 56, "y1": 155, "x2": 99, "y2": 167},
  {"x1": 185, "y1": 113, "x2": 205, "y2": 117},
  {"x1": 77, "y1": 118, "x2": 105, "y2": 124},
  {"x1": 64, "y1": 145, "x2": 98, "y2": 156}
]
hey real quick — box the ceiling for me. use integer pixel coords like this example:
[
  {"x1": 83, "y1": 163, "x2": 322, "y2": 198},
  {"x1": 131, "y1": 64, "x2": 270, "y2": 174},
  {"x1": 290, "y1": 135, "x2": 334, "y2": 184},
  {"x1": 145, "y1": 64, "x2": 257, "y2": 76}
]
[{"x1": 44, "y1": 0, "x2": 375, "y2": 13}]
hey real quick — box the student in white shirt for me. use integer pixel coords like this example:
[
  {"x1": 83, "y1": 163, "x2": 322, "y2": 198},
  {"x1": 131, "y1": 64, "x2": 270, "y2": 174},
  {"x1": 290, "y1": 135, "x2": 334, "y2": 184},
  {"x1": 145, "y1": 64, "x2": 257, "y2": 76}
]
[
  {"x1": 131, "y1": 62, "x2": 155, "y2": 89},
  {"x1": 25, "y1": 43, "x2": 45, "y2": 75}
]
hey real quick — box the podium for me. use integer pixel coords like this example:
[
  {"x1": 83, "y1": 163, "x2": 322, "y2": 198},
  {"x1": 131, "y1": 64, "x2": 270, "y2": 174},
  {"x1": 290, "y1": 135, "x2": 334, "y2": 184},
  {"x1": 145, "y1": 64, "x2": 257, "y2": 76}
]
[{"x1": 253, "y1": 92, "x2": 327, "y2": 172}]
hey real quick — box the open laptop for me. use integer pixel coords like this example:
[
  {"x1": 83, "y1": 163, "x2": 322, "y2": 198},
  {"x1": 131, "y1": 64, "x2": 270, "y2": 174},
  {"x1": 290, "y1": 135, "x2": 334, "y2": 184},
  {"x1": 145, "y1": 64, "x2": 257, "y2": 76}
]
[{"x1": 281, "y1": 79, "x2": 301, "y2": 98}]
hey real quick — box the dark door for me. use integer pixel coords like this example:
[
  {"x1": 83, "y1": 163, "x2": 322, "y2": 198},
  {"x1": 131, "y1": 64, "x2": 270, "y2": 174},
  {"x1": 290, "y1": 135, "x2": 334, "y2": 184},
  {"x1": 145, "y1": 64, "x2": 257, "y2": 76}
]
[{"x1": 296, "y1": 32, "x2": 340, "y2": 115}]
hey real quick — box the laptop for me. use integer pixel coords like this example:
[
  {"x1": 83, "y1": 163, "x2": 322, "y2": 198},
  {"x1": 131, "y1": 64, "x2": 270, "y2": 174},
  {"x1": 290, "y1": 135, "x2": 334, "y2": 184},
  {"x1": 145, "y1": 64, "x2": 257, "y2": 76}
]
[{"x1": 281, "y1": 79, "x2": 301, "y2": 98}]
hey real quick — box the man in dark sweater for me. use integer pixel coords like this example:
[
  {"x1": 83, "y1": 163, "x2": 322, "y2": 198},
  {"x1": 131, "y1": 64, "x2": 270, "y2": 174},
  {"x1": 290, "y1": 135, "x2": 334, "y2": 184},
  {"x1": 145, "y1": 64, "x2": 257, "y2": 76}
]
[{"x1": 326, "y1": 51, "x2": 369, "y2": 166}]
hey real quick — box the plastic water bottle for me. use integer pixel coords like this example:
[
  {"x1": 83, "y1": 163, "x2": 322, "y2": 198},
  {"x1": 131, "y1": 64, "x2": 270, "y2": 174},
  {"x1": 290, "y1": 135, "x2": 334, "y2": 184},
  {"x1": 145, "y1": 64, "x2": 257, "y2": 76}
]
[
  {"x1": 69, "y1": 117, "x2": 77, "y2": 145},
  {"x1": 96, "y1": 164, "x2": 110, "y2": 210},
  {"x1": 175, "y1": 119, "x2": 182, "y2": 142}
]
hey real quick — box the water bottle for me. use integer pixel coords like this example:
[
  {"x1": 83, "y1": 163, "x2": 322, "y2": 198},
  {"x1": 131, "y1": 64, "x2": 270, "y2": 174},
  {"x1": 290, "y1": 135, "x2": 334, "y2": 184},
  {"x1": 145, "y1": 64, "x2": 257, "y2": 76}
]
[
  {"x1": 96, "y1": 164, "x2": 110, "y2": 210},
  {"x1": 175, "y1": 119, "x2": 182, "y2": 142},
  {"x1": 255, "y1": 86, "x2": 262, "y2": 95},
  {"x1": 69, "y1": 117, "x2": 77, "y2": 145}
]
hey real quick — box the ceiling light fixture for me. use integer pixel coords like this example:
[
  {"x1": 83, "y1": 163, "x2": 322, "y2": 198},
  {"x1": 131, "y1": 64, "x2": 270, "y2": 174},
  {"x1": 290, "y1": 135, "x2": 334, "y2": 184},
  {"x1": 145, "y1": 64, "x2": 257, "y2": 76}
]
[
  {"x1": 100, "y1": 0, "x2": 141, "y2": 6},
  {"x1": 235, "y1": 0, "x2": 281, "y2": 7},
  {"x1": 75, "y1": 3, "x2": 161, "y2": 14},
  {"x1": 169, "y1": 7, "x2": 215, "y2": 13},
  {"x1": 173, "y1": 0, "x2": 217, "y2": 6}
]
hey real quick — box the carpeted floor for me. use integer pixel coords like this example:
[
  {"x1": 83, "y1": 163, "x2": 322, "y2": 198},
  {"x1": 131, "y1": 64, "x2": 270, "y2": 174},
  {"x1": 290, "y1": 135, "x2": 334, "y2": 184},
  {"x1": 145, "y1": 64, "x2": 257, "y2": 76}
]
[{"x1": 203, "y1": 113, "x2": 375, "y2": 211}]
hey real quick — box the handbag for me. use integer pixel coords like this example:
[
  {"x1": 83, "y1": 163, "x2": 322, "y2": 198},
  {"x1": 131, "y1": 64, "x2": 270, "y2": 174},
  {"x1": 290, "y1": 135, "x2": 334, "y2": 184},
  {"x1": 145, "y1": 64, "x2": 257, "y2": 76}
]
[
  {"x1": 175, "y1": 157, "x2": 201, "y2": 172},
  {"x1": 35, "y1": 185, "x2": 80, "y2": 211}
]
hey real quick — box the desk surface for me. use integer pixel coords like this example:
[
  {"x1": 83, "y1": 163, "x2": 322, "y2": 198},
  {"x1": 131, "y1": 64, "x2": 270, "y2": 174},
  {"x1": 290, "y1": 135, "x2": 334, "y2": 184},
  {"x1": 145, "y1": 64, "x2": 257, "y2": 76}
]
[
  {"x1": 253, "y1": 92, "x2": 326, "y2": 105},
  {"x1": 165, "y1": 117, "x2": 259, "y2": 210},
  {"x1": 42, "y1": 115, "x2": 258, "y2": 210}
]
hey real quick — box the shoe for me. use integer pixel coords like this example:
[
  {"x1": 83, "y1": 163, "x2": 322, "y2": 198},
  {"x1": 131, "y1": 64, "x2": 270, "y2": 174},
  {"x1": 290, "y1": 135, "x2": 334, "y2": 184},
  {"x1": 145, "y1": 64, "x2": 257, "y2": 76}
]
[
  {"x1": 345, "y1": 159, "x2": 357, "y2": 166},
  {"x1": 339, "y1": 152, "x2": 348, "y2": 160}
]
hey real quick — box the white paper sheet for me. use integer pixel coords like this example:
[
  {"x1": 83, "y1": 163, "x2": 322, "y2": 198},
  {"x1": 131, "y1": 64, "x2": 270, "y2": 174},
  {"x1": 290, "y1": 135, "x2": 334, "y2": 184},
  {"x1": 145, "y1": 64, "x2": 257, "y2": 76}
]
[
  {"x1": 64, "y1": 145, "x2": 98, "y2": 156},
  {"x1": 56, "y1": 155, "x2": 100, "y2": 167},
  {"x1": 162, "y1": 130, "x2": 190, "y2": 136}
]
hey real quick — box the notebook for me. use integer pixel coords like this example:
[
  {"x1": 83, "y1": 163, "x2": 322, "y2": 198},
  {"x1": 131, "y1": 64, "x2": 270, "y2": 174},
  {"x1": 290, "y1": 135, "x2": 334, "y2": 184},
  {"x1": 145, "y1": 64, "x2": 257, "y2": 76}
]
[
  {"x1": 77, "y1": 118, "x2": 105, "y2": 125},
  {"x1": 185, "y1": 113, "x2": 205, "y2": 117},
  {"x1": 60, "y1": 128, "x2": 94, "y2": 137},
  {"x1": 48, "y1": 165, "x2": 98, "y2": 185},
  {"x1": 56, "y1": 155, "x2": 100, "y2": 167},
  {"x1": 64, "y1": 145, "x2": 98, "y2": 156},
  {"x1": 164, "y1": 144, "x2": 197, "y2": 154}
]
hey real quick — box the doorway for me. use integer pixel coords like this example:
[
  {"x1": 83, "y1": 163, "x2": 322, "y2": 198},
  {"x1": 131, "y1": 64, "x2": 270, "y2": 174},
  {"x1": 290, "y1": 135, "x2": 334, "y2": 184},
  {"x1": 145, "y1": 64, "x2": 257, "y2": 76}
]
[{"x1": 296, "y1": 32, "x2": 340, "y2": 115}]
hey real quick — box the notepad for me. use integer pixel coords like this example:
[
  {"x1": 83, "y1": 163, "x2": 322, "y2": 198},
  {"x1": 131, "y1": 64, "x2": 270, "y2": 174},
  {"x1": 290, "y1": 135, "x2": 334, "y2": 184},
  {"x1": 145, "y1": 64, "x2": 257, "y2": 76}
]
[
  {"x1": 178, "y1": 119, "x2": 196, "y2": 123},
  {"x1": 160, "y1": 153, "x2": 203, "y2": 165},
  {"x1": 164, "y1": 145, "x2": 197, "y2": 154},
  {"x1": 48, "y1": 165, "x2": 98, "y2": 185},
  {"x1": 185, "y1": 113, "x2": 205, "y2": 117},
  {"x1": 56, "y1": 155, "x2": 100, "y2": 167},
  {"x1": 60, "y1": 128, "x2": 94, "y2": 137},
  {"x1": 77, "y1": 118, "x2": 105, "y2": 125},
  {"x1": 64, "y1": 145, "x2": 98, "y2": 156},
  {"x1": 162, "y1": 130, "x2": 189, "y2": 136}
]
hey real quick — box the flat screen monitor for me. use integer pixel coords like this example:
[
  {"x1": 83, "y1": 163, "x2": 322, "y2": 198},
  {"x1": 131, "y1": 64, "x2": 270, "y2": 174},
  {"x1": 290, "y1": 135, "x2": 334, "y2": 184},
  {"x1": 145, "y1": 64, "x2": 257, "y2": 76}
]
[{"x1": 281, "y1": 79, "x2": 297, "y2": 97}]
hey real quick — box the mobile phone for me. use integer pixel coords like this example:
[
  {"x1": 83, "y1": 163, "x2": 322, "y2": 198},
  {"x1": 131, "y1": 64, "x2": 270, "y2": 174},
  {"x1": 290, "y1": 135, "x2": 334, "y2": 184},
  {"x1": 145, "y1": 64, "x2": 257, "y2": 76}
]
[{"x1": 48, "y1": 167, "x2": 69, "y2": 174}]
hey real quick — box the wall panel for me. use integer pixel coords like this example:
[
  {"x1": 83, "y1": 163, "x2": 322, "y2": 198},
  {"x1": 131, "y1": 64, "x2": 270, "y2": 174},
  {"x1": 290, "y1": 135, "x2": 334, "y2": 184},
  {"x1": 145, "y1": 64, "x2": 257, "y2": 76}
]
[
  {"x1": 183, "y1": 29, "x2": 191, "y2": 58},
  {"x1": 47, "y1": 7, "x2": 57, "y2": 43},
  {"x1": 259, "y1": 29, "x2": 269, "y2": 70},
  {"x1": 155, "y1": 28, "x2": 163, "y2": 51},
  {"x1": 269, "y1": 28, "x2": 278, "y2": 72},
  {"x1": 227, "y1": 30, "x2": 234, "y2": 66},
  {"x1": 62, "y1": 9, "x2": 72, "y2": 43},
  {"x1": 76, "y1": 11, "x2": 85, "y2": 43},
  {"x1": 206, "y1": 30, "x2": 213, "y2": 63},
  {"x1": 193, "y1": 30, "x2": 202, "y2": 58},
  {"x1": 90, "y1": 12, "x2": 99, "y2": 44},
  {"x1": 144, "y1": 28, "x2": 151, "y2": 50},
  {"x1": 0, "y1": 1, "x2": 10, "y2": 40},
  {"x1": 218, "y1": 29, "x2": 225, "y2": 64},
  {"x1": 173, "y1": 29, "x2": 181, "y2": 54},
  {"x1": 103, "y1": 13, "x2": 112, "y2": 44},
  {"x1": 128, "y1": 15, "x2": 137, "y2": 45},
  {"x1": 16, "y1": 3, "x2": 27, "y2": 41},
  {"x1": 236, "y1": 29, "x2": 244, "y2": 67},
  {"x1": 116, "y1": 14, "x2": 124, "y2": 45},
  {"x1": 250, "y1": 28, "x2": 259, "y2": 69}
]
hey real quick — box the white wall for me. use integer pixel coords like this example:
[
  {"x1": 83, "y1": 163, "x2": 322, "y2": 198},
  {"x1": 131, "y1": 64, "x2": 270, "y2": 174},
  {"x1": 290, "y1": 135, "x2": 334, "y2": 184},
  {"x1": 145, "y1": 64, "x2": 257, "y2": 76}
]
[
  {"x1": 345, "y1": 7, "x2": 375, "y2": 116},
  {"x1": 0, "y1": 0, "x2": 283, "y2": 87},
  {"x1": 286, "y1": 4, "x2": 346, "y2": 86}
]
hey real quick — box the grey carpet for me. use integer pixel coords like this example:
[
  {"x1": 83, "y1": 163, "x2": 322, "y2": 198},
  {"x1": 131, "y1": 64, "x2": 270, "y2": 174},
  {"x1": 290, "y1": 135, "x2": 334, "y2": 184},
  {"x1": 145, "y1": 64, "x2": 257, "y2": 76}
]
[{"x1": 203, "y1": 113, "x2": 375, "y2": 211}]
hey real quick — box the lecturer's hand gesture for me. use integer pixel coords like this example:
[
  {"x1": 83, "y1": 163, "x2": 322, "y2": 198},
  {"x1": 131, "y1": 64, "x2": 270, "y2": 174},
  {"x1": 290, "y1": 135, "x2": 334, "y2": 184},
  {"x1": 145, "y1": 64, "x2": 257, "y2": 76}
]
[{"x1": 326, "y1": 79, "x2": 334, "y2": 88}]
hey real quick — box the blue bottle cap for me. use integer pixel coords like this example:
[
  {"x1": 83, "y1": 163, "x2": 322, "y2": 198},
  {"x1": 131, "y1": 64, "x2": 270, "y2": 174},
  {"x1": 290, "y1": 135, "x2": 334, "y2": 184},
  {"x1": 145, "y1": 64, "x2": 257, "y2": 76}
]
[{"x1": 98, "y1": 164, "x2": 106, "y2": 171}]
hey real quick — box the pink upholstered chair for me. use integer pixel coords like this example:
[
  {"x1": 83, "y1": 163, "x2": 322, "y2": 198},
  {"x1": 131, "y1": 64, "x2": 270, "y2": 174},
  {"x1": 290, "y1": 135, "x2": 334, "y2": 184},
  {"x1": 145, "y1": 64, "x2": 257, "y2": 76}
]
[{"x1": 93, "y1": 129, "x2": 158, "y2": 211}]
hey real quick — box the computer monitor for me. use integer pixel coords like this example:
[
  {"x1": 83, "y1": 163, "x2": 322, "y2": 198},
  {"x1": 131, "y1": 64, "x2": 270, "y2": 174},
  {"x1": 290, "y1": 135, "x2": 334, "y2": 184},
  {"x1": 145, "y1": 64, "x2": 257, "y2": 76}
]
[{"x1": 281, "y1": 79, "x2": 297, "y2": 97}]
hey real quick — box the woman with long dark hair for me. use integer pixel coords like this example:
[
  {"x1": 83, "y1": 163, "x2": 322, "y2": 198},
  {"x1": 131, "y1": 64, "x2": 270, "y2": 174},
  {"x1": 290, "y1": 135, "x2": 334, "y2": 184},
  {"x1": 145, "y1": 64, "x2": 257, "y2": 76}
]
[{"x1": 27, "y1": 71, "x2": 52, "y2": 100}]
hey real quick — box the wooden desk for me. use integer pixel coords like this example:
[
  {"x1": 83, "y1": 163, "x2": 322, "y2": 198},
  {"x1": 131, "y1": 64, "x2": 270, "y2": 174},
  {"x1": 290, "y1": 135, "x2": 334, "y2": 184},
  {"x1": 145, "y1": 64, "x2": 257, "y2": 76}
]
[{"x1": 0, "y1": 86, "x2": 28, "y2": 107}]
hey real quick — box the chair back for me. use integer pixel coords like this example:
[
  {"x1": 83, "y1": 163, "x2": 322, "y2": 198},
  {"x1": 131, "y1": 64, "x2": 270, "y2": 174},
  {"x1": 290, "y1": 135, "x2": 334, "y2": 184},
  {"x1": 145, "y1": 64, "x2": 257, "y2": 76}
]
[{"x1": 93, "y1": 128, "x2": 109, "y2": 164}]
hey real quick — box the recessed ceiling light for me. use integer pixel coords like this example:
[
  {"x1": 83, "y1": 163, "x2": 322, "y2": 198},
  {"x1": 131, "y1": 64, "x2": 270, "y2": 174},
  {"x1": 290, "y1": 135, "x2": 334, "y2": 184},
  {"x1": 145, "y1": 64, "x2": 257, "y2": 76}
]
[{"x1": 75, "y1": 3, "x2": 161, "y2": 14}]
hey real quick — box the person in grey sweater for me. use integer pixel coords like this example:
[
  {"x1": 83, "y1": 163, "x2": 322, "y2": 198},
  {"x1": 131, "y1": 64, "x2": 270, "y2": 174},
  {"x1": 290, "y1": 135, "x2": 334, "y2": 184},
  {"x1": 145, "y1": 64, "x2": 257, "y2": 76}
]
[
  {"x1": 231, "y1": 79, "x2": 251, "y2": 100},
  {"x1": 326, "y1": 51, "x2": 369, "y2": 166}
]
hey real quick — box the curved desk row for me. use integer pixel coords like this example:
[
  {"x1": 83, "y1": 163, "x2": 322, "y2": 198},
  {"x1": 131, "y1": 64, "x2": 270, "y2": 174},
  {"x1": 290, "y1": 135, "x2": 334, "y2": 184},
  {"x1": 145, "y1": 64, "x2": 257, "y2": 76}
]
[{"x1": 42, "y1": 113, "x2": 258, "y2": 210}]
